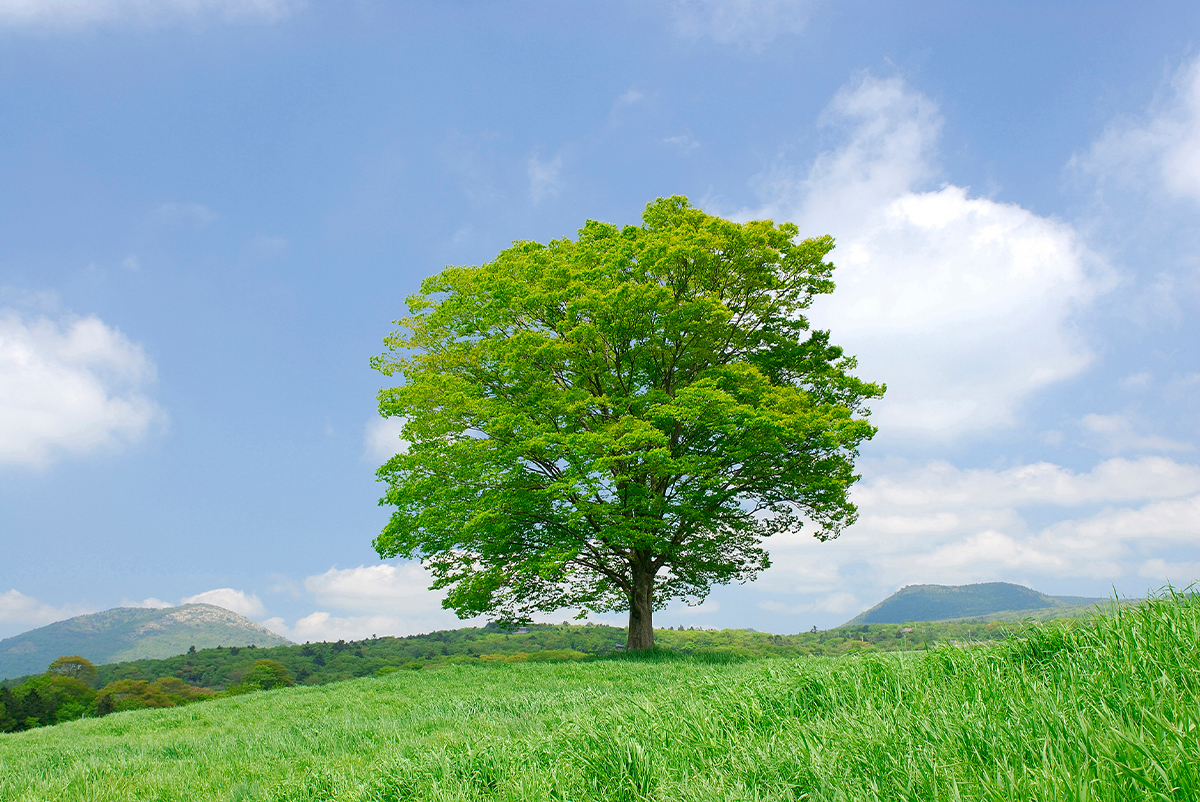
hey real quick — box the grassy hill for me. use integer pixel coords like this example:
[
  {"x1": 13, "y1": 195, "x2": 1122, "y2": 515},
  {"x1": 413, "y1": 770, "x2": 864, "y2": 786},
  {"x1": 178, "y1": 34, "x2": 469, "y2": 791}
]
[
  {"x1": 842, "y1": 581, "x2": 1109, "y2": 625},
  {"x1": 0, "y1": 593, "x2": 1195, "y2": 801},
  {"x1": 0, "y1": 604, "x2": 292, "y2": 681}
]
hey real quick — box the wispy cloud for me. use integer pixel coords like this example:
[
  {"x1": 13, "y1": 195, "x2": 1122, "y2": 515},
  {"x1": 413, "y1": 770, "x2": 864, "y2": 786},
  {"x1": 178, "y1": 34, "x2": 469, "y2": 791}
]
[
  {"x1": 616, "y1": 89, "x2": 644, "y2": 106},
  {"x1": 155, "y1": 201, "x2": 218, "y2": 229},
  {"x1": 1073, "y1": 57, "x2": 1200, "y2": 204},
  {"x1": 362, "y1": 416, "x2": 407, "y2": 462},
  {"x1": 0, "y1": 0, "x2": 296, "y2": 28},
  {"x1": 671, "y1": 0, "x2": 812, "y2": 48},
  {"x1": 663, "y1": 133, "x2": 700, "y2": 153},
  {"x1": 1080, "y1": 414, "x2": 1193, "y2": 454},
  {"x1": 528, "y1": 153, "x2": 564, "y2": 203}
]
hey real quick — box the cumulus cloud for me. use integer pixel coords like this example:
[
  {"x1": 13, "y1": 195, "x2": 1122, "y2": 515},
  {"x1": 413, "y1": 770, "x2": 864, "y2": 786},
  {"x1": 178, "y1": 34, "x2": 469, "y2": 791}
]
[
  {"x1": 672, "y1": 0, "x2": 812, "y2": 47},
  {"x1": 180, "y1": 588, "x2": 265, "y2": 618},
  {"x1": 0, "y1": 0, "x2": 295, "y2": 27},
  {"x1": 1075, "y1": 57, "x2": 1200, "y2": 203},
  {"x1": 275, "y1": 611, "x2": 421, "y2": 643},
  {"x1": 362, "y1": 416, "x2": 408, "y2": 461},
  {"x1": 0, "y1": 589, "x2": 92, "y2": 638},
  {"x1": 265, "y1": 563, "x2": 482, "y2": 642},
  {"x1": 755, "y1": 455, "x2": 1200, "y2": 622},
  {"x1": 528, "y1": 154, "x2": 563, "y2": 203},
  {"x1": 0, "y1": 310, "x2": 165, "y2": 469},
  {"x1": 746, "y1": 75, "x2": 1098, "y2": 440}
]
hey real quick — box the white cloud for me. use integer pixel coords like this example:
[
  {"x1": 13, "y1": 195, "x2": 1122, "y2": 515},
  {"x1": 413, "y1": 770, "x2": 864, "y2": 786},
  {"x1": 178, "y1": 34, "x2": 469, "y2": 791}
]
[
  {"x1": 241, "y1": 234, "x2": 288, "y2": 261},
  {"x1": 276, "y1": 611, "x2": 420, "y2": 643},
  {"x1": 528, "y1": 154, "x2": 563, "y2": 203},
  {"x1": 672, "y1": 0, "x2": 811, "y2": 47},
  {"x1": 155, "y1": 201, "x2": 218, "y2": 228},
  {"x1": 854, "y1": 456, "x2": 1200, "y2": 510},
  {"x1": 1075, "y1": 57, "x2": 1200, "y2": 204},
  {"x1": 750, "y1": 454, "x2": 1200, "y2": 621},
  {"x1": 0, "y1": 310, "x2": 165, "y2": 469},
  {"x1": 305, "y1": 562, "x2": 442, "y2": 613},
  {"x1": 1080, "y1": 413, "x2": 1193, "y2": 454},
  {"x1": 281, "y1": 562, "x2": 481, "y2": 641},
  {"x1": 258, "y1": 616, "x2": 291, "y2": 638},
  {"x1": 180, "y1": 588, "x2": 265, "y2": 618},
  {"x1": 1137, "y1": 558, "x2": 1200, "y2": 585},
  {"x1": 118, "y1": 597, "x2": 172, "y2": 609},
  {"x1": 1120, "y1": 371, "x2": 1153, "y2": 390},
  {"x1": 746, "y1": 75, "x2": 1099, "y2": 440},
  {"x1": 363, "y1": 416, "x2": 407, "y2": 461},
  {"x1": 0, "y1": 590, "x2": 92, "y2": 638},
  {"x1": 616, "y1": 89, "x2": 644, "y2": 106},
  {"x1": 0, "y1": 0, "x2": 294, "y2": 27},
  {"x1": 663, "y1": 134, "x2": 700, "y2": 153}
]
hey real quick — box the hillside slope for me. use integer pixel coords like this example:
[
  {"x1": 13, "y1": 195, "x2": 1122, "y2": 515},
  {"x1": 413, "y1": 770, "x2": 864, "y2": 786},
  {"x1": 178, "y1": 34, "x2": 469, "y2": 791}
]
[
  {"x1": 0, "y1": 604, "x2": 291, "y2": 681},
  {"x1": 0, "y1": 595, "x2": 1194, "y2": 801},
  {"x1": 843, "y1": 582, "x2": 1108, "y2": 625}
]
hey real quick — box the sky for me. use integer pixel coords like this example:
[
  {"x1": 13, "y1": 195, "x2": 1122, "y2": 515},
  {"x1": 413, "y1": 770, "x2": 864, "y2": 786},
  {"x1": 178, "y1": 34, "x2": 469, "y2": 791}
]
[{"x1": 2, "y1": 0, "x2": 1200, "y2": 642}]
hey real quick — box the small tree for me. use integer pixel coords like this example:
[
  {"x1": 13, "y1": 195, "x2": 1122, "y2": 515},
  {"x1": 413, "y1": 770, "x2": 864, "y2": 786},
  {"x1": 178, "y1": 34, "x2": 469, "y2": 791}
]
[{"x1": 372, "y1": 197, "x2": 883, "y2": 649}]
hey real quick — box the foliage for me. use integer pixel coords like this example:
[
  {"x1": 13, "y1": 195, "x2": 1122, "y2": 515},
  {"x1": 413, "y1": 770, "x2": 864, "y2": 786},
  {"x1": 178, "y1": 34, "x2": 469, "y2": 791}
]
[
  {"x1": 372, "y1": 196, "x2": 883, "y2": 647},
  {"x1": 1, "y1": 593, "x2": 1198, "y2": 800},
  {"x1": 222, "y1": 660, "x2": 294, "y2": 695},
  {"x1": 47, "y1": 655, "x2": 99, "y2": 688},
  {"x1": 0, "y1": 675, "x2": 95, "y2": 730},
  {"x1": 1, "y1": 663, "x2": 212, "y2": 731},
  {"x1": 95, "y1": 677, "x2": 213, "y2": 715}
]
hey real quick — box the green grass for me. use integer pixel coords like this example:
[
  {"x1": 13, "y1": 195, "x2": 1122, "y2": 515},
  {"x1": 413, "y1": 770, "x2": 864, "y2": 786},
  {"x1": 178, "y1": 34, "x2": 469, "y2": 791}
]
[{"x1": 1, "y1": 593, "x2": 1198, "y2": 801}]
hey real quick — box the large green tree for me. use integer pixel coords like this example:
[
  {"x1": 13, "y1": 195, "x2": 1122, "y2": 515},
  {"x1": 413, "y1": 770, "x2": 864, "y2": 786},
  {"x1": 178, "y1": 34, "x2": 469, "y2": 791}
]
[{"x1": 372, "y1": 197, "x2": 883, "y2": 650}]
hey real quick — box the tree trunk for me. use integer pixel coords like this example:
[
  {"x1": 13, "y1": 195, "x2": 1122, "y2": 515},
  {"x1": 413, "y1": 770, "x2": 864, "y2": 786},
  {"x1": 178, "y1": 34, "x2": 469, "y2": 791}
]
[{"x1": 626, "y1": 564, "x2": 655, "y2": 651}]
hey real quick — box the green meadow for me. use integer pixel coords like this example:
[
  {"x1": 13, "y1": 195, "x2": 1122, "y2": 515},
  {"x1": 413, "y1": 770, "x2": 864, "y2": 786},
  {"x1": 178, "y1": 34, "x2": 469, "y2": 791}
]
[{"x1": 1, "y1": 594, "x2": 1197, "y2": 802}]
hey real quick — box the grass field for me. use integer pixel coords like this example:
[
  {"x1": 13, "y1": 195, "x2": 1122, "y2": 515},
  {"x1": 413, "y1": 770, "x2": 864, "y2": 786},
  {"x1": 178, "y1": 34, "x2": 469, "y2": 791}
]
[{"x1": 1, "y1": 593, "x2": 1197, "y2": 802}]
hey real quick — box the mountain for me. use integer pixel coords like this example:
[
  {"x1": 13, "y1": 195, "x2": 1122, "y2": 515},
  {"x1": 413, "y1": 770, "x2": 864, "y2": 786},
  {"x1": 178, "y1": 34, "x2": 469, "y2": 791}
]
[
  {"x1": 0, "y1": 604, "x2": 292, "y2": 681},
  {"x1": 842, "y1": 582, "x2": 1109, "y2": 626}
]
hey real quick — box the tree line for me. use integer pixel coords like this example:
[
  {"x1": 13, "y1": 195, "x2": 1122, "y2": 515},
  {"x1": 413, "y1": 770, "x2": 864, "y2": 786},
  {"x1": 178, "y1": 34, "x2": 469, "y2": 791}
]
[
  {"x1": 0, "y1": 653, "x2": 293, "y2": 733},
  {"x1": 2, "y1": 618, "x2": 1034, "y2": 733}
]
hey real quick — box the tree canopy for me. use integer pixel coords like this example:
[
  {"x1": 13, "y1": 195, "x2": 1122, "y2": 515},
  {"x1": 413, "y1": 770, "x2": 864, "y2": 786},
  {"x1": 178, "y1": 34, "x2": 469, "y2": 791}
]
[{"x1": 372, "y1": 196, "x2": 883, "y2": 649}]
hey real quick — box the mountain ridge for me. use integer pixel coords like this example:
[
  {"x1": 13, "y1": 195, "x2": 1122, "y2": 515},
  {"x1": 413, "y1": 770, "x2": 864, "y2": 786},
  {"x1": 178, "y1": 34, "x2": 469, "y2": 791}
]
[{"x1": 0, "y1": 604, "x2": 292, "y2": 681}]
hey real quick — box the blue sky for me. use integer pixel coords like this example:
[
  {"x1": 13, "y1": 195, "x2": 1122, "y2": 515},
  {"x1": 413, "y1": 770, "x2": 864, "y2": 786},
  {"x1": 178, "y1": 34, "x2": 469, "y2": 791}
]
[{"x1": 2, "y1": 0, "x2": 1199, "y2": 641}]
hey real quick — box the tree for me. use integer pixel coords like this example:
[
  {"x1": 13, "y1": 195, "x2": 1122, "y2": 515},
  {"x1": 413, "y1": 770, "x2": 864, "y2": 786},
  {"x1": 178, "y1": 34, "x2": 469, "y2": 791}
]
[
  {"x1": 47, "y1": 655, "x2": 98, "y2": 688},
  {"x1": 239, "y1": 659, "x2": 293, "y2": 690},
  {"x1": 372, "y1": 196, "x2": 883, "y2": 650}
]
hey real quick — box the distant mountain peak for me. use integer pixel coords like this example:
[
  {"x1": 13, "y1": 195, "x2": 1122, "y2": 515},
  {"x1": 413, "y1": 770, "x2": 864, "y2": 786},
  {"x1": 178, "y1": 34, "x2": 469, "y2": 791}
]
[
  {"x1": 0, "y1": 604, "x2": 292, "y2": 681},
  {"x1": 841, "y1": 582, "x2": 1107, "y2": 626}
]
